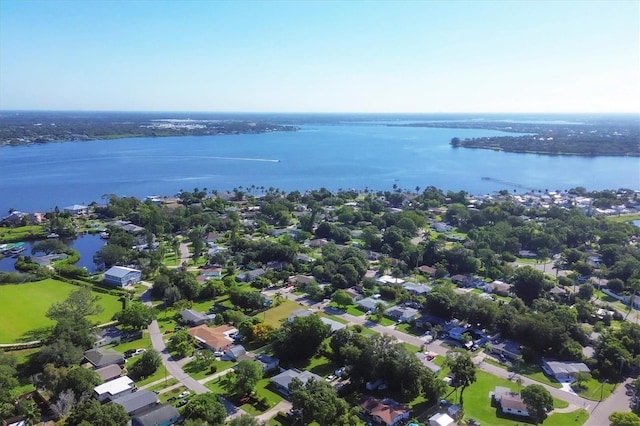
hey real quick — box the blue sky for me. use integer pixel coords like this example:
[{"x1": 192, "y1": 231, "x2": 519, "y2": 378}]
[{"x1": 1, "y1": 0, "x2": 638, "y2": 113}]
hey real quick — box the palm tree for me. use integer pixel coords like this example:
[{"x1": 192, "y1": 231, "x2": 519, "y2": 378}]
[
  {"x1": 374, "y1": 302, "x2": 386, "y2": 321},
  {"x1": 516, "y1": 376, "x2": 523, "y2": 394}
]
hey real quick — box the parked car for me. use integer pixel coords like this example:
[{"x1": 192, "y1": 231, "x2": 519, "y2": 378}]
[
  {"x1": 124, "y1": 349, "x2": 136, "y2": 358},
  {"x1": 325, "y1": 374, "x2": 336, "y2": 382},
  {"x1": 179, "y1": 391, "x2": 191, "y2": 399},
  {"x1": 133, "y1": 349, "x2": 146, "y2": 356},
  {"x1": 176, "y1": 399, "x2": 188, "y2": 407}
]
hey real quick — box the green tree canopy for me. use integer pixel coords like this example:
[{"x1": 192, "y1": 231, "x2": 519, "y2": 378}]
[
  {"x1": 521, "y1": 384, "x2": 553, "y2": 425},
  {"x1": 182, "y1": 393, "x2": 227, "y2": 426}
]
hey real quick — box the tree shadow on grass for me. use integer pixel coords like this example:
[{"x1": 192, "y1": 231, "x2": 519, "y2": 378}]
[{"x1": 18, "y1": 326, "x2": 52, "y2": 343}]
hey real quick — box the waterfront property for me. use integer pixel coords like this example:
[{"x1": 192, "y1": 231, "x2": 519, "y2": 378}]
[{"x1": 104, "y1": 266, "x2": 142, "y2": 287}]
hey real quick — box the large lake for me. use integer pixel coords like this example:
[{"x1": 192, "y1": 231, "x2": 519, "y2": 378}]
[{"x1": 0, "y1": 122, "x2": 638, "y2": 213}]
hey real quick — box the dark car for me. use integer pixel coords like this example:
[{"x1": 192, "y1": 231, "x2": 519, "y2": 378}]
[{"x1": 124, "y1": 349, "x2": 136, "y2": 358}]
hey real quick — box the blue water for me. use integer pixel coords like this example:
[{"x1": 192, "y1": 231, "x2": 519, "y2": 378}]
[
  {"x1": 0, "y1": 233, "x2": 105, "y2": 273},
  {"x1": 0, "y1": 122, "x2": 638, "y2": 213}
]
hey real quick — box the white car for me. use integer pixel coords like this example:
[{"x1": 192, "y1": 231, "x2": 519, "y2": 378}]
[
  {"x1": 179, "y1": 390, "x2": 191, "y2": 398},
  {"x1": 214, "y1": 351, "x2": 224, "y2": 357},
  {"x1": 133, "y1": 349, "x2": 146, "y2": 356}
]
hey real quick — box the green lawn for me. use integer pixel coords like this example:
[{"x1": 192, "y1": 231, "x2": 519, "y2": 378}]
[
  {"x1": 259, "y1": 300, "x2": 300, "y2": 328},
  {"x1": 0, "y1": 279, "x2": 122, "y2": 342},
  {"x1": 146, "y1": 378, "x2": 179, "y2": 393},
  {"x1": 0, "y1": 225, "x2": 46, "y2": 242},
  {"x1": 182, "y1": 358, "x2": 236, "y2": 380},
  {"x1": 108, "y1": 333, "x2": 152, "y2": 354},
  {"x1": 135, "y1": 364, "x2": 170, "y2": 386},
  {"x1": 574, "y1": 378, "x2": 616, "y2": 401},
  {"x1": 461, "y1": 370, "x2": 576, "y2": 426}
]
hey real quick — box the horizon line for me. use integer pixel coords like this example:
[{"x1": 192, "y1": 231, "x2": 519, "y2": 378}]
[{"x1": 1, "y1": 109, "x2": 639, "y2": 115}]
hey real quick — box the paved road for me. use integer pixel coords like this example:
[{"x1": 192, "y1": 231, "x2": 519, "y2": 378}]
[
  {"x1": 147, "y1": 320, "x2": 246, "y2": 419},
  {"x1": 148, "y1": 320, "x2": 210, "y2": 394},
  {"x1": 585, "y1": 378, "x2": 635, "y2": 426}
]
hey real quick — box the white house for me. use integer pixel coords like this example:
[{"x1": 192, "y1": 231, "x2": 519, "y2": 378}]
[
  {"x1": 63, "y1": 204, "x2": 89, "y2": 216},
  {"x1": 492, "y1": 386, "x2": 529, "y2": 418},
  {"x1": 104, "y1": 266, "x2": 142, "y2": 287},
  {"x1": 429, "y1": 412, "x2": 455, "y2": 426},
  {"x1": 93, "y1": 376, "x2": 135, "y2": 402}
]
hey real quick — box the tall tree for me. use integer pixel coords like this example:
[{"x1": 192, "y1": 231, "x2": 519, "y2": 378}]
[
  {"x1": 182, "y1": 393, "x2": 227, "y2": 425},
  {"x1": 521, "y1": 384, "x2": 553, "y2": 426},
  {"x1": 129, "y1": 350, "x2": 162, "y2": 380},
  {"x1": 445, "y1": 351, "x2": 477, "y2": 407},
  {"x1": 230, "y1": 360, "x2": 263, "y2": 396},
  {"x1": 112, "y1": 302, "x2": 156, "y2": 330},
  {"x1": 46, "y1": 288, "x2": 103, "y2": 323},
  {"x1": 66, "y1": 399, "x2": 129, "y2": 426}
]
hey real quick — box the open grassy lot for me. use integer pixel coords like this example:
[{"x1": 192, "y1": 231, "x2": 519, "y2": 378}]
[
  {"x1": 0, "y1": 225, "x2": 46, "y2": 242},
  {"x1": 108, "y1": 333, "x2": 152, "y2": 354},
  {"x1": 259, "y1": 299, "x2": 301, "y2": 328},
  {"x1": 145, "y1": 378, "x2": 178, "y2": 393},
  {"x1": 0, "y1": 279, "x2": 122, "y2": 342}
]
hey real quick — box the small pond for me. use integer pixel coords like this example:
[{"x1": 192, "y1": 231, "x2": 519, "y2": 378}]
[{"x1": 0, "y1": 233, "x2": 106, "y2": 273}]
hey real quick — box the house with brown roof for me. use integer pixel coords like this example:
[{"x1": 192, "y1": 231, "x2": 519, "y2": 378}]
[
  {"x1": 359, "y1": 396, "x2": 410, "y2": 426},
  {"x1": 187, "y1": 324, "x2": 236, "y2": 353},
  {"x1": 418, "y1": 265, "x2": 436, "y2": 277}
]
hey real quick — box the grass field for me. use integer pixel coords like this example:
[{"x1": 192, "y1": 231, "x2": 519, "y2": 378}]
[
  {"x1": 259, "y1": 300, "x2": 300, "y2": 328},
  {"x1": 0, "y1": 225, "x2": 46, "y2": 242},
  {"x1": 0, "y1": 279, "x2": 122, "y2": 342}
]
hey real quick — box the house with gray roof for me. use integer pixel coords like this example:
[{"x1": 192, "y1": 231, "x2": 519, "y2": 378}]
[
  {"x1": 84, "y1": 347, "x2": 125, "y2": 369},
  {"x1": 111, "y1": 389, "x2": 158, "y2": 415},
  {"x1": 271, "y1": 369, "x2": 322, "y2": 397},
  {"x1": 402, "y1": 282, "x2": 432, "y2": 296},
  {"x1": 255, "y1": 354, "x2": 279, "y2": 373},
  {"x1": 92, "y1": 327, "x2": 122, "y2": 348},
  {"x1": 180, "y1": 309, "x2": 215, "y2": 326},
  {"x1": 541, "y1": 360, "x2": 590, "y2": 381},
  {"x1": 320, "y1": 317, "x2": 347, "y2": 333},
  {"x1": 357, "y1": 297, "x2": 387, "y2": 312},
  {"x1": 94, "y1": 364, "x2": 122, "y2": 382},
  {"x1": 237, "y1": 268, "x2": 266, "y2": 282},
  {"x1": 104, "y1": 266, "x2": 141, "y2": 287},
  {"x1": 224, "y1": 345, "x2": 247, "y2": 361},
  {"x1": 131, "y1": 404, "x2": 181, "y2": 426},
  {"x1": 384, "y1": 306, "x2": 419, "y2": 323}
]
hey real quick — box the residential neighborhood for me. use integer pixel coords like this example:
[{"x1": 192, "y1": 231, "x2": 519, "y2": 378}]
[{"x1": 1, "y1": 185, "x2": 640, "y2": 426}]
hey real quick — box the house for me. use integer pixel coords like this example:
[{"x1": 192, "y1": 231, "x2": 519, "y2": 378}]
[
  {"x1": 402, "y1": 282, "x2": 432, "y2": 296},
  {"x1": 111, "y1": 390, "x2": 158, "y2": 415},
  {"x1": 485, "y1": 280, "x2": 511, "y2": 296},
  {"x1": 490, "y1": 340, "x2": 522, "y2": 360},
  {"x1": 224, "y1": 345, "x2": 247, "y2": 361},
  {"x1": 429, "y1": 412, "x2": 455, "y2": 426},
  {"x1": 541, "y1": 360, "x2": 590, "y2": 381},
  {"x1": 254, "y1": 354, "x2": 279, "y2": 373},
  {"x1": 384, "y1": 306, "x2": 419, "y2": 323},
  {"x1": 131, "y1": 404, "x2": 181, "y2": 426},
  {"x1": 308, "y1": 238, "x2": 328, "y2": 248},
  {"x1": 492, "y1": 386, "x2": 529, "y2": 417},
  {"x1": 94, "y1": 364, "x2": 123, "y2": 382},
  {"x1": 415, "y1": 352, "x2": 441, "y2": 375},
  {"x1": 320, "y1": 317, "x2": 347, "y2": 333},
  {"x1": 121, "y1": 223, "x2": 145, "y2": 234},
  {"x1": 296, "y1": 253, "x2": 314, "y2": 263},
  {"x1": 518, "y1": 250, "x2": 537, "y2": 259},
  {"x1": 418, "y1": 265, "x2": 436, "y2": 277},
  {"x1": 344, "y1": 287, "x2": 363, "y2": 301},
  {"x1": 290, "y1": 275, "x2": 315, "y2": 286},
  {"x1": 357, "y1": 297, "x2": 387, "y2": 312},
  {"x1": 237, "y1": 268, "x2": 266, "y2": 282},
  {"x1": 187, "y1": 324, "x2": 236, "y2": 353},
  {"x1": 63, "y1": 204, "x2": 89, "y2": 216},
  {"x1": 448, "y1": 326, "x2": 468, "y2": 341},
  {"x1": 271, "y1": 369, "x2": 322, "y2": 397},
  {"x1": 432, "y1": 222, "x2": 453, "y2": 233},
  {"x1": 288, "y1": 309, "x2": 314, "y2": 322},
  {"x1": 180, "y1": 309, "x2": 215, "y2": 326},
  {"x1": 359, "y1": 396, "x2": 410, "y2": 426},
  {"x1": 376, "y1": 275, "x2": 404, "y2": 286},
  {"x1": 103, "y1": 266, "x2": 142, "y2": 287},
  {"x1": 200, "y1": 267, "x2": 222, "y2": 279},
  {"x1": 92, "y1": 327, "x2": 122, "y2": 348},
  {"x1": 84, "y1": 348, "x2": 126, "y2": 369},
  {"x1": 93, "y1": 376, "x2": 135, "y2": 402}
]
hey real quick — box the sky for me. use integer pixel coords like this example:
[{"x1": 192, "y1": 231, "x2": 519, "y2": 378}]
[{"x1": 0, "y1": 0, "x2": 638, "y2": 113}]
